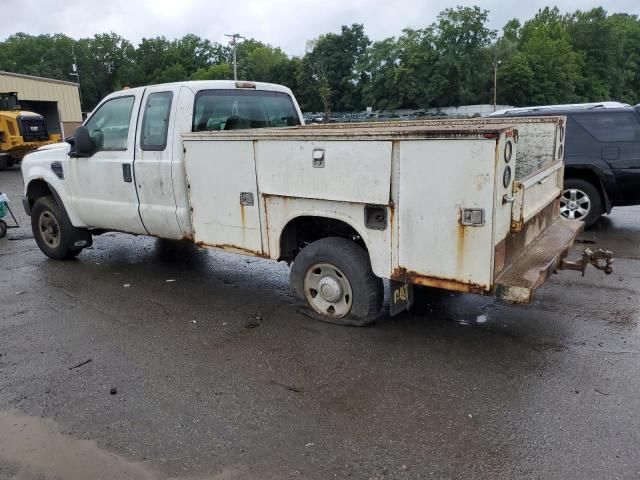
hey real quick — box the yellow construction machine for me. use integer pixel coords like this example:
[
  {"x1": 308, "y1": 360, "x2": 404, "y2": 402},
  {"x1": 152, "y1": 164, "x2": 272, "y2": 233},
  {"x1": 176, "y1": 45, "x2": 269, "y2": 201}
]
[{"x1": 0, "y1": 92, "x2": 61, "y2": 168}]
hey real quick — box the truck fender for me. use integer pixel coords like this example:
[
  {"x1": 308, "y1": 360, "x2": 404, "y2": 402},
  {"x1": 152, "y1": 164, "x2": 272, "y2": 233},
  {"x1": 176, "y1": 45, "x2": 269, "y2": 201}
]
[
  {"x1": 273, "y1": 208, "x2": 391, "y2": 279},
  {"x1": 23, "y1": 168, "x2": 87, "y2": 228}
]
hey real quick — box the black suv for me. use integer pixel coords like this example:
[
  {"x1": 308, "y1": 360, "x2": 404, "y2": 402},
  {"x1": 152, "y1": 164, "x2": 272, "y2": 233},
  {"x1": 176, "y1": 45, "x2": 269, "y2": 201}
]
[{"x1": 493, "y1": 103, "x2": 640, "y2": 227}]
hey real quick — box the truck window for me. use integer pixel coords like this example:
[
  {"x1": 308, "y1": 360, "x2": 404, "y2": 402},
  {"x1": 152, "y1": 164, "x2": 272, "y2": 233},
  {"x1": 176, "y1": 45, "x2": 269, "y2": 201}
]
[
  {"x1": 141, "y1": 92, "x2": 173, "y2": 151},
  {"x1": 192, "y1": 89, "x2": 300, "y2": 132},
  {"x1": 573, "y1": 112, "x2": 640, "y2": 142},
  {"x1": 85, "y1": 96, "x2": 135, "y2": 151}
]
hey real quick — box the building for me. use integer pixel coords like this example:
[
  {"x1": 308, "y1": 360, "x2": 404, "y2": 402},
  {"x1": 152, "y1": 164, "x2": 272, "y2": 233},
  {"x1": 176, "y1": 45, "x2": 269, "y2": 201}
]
[{"x1": 0, "y1": 71, "x2": 83, "y2": 137}]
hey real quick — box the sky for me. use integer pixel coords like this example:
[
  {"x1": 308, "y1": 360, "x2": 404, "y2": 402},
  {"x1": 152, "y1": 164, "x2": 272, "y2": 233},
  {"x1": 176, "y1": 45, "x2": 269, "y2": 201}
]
[{"x1": 1, "y1": 0, "x2": 639, "y2": 56}]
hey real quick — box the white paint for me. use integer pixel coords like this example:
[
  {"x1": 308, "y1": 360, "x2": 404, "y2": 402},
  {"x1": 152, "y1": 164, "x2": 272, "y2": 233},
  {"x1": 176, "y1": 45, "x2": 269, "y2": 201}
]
[
  {"x1": 255, "y1": 140, "x2": 392, "y2": 205},
  {"x1": 397, "y1": 139, "x2": 496, "y2": 288},
  {"x1": 185, "y1": 140, "x2": 263, "y2": 254}
]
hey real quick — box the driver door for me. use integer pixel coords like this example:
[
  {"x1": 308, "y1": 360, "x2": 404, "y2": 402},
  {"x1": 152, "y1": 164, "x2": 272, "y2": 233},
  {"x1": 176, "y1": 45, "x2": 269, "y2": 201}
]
[{"x1": 67, "y1": 92, "x2": 147, "y2": 234}]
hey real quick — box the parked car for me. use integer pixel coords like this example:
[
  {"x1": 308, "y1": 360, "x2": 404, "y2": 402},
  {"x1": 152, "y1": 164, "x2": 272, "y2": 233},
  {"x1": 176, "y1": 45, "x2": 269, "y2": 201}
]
[{"x1": 491, "y1": 102, "x2": 640, "y2": 226}]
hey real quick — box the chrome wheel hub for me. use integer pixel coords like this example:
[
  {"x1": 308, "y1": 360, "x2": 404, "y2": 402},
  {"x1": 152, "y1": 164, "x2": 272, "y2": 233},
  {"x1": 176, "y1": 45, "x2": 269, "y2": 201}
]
[
  {"x1": 304, "y1": 263, "x2": 353, "y2": 318},
  {"x1": 560, "y1": 188, "x2": 591, "y2": 221}
]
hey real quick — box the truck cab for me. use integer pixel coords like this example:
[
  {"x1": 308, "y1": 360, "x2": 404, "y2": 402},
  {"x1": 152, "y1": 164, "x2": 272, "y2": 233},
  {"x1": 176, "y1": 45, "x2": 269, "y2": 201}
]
[{"x1": 21, "y1": 80, "x2": 303, "y2": 241}]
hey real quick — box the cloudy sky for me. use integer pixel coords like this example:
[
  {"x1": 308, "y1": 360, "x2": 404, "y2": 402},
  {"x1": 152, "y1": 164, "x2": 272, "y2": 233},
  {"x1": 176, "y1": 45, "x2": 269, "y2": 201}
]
[{"x1": 2, "y1": 0, "x2": 639, "y2": 56}]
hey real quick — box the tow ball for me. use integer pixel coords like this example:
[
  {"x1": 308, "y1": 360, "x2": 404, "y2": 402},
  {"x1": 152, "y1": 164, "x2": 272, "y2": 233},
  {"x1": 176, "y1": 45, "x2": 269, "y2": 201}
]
[{"x1": 560, "y1": 248, "x2": 614, "y2": 276}]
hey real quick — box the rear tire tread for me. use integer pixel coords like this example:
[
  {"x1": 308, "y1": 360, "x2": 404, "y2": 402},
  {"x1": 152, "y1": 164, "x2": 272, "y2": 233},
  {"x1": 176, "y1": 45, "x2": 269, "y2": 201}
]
[{"x1": 290, "y1": 237, "x2": 383, "y2": 327}]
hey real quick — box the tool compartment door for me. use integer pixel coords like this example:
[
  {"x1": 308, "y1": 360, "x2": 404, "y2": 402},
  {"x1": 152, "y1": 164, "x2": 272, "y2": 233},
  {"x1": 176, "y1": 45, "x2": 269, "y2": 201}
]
[
  {"x1": 183, "y1": 139, "x2": 263, "y2": 255},
  {"x1": 255, "y1": 140, "x2": 392, "y2": 205},
  {"x1": 397, "y1": 139, "x2": 496, "y2": 291}
]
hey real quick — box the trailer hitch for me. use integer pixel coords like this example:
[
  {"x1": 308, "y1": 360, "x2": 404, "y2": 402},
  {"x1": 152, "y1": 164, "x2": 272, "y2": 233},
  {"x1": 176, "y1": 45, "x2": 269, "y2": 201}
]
[{"x1": 560, "y1": 248, "x2": 614, "y2": 276}]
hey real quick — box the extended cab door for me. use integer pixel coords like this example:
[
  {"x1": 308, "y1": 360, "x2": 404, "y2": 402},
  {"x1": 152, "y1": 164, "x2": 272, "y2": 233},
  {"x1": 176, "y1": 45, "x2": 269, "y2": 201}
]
[
  {"x1": 133, "y1": 85, "x2": 183, "y2": 238},
  {"x1": 67, "y1": 92, "x2": 147, "y2": 234}
]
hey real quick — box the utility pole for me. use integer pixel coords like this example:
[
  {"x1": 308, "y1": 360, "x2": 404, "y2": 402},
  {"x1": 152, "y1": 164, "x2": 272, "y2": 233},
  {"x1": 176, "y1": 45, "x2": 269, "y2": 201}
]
[
  {"x1": 493, "y1": 39, "x2": 501, "y2": 112},
  {"x1": 69, "y1": 46, "x2": 83, "y2": 111},
  {"x1": 225, "y1": 33, "x2": 245, "y2": 81},
  {"x1": 493, "y1": 59, "x2": 501, "y2": 112}
]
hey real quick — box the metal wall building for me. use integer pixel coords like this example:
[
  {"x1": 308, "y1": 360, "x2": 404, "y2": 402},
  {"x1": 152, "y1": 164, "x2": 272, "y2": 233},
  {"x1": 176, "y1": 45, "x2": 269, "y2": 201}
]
[{"x1": 0, "y1": 71, "x2": 83, "y2": 136}]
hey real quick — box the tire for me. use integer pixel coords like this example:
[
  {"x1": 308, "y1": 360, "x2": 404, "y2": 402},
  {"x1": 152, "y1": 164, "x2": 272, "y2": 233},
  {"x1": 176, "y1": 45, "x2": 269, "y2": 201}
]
[
  {"x1": 31, "y1": 196, "x2": 83, "y2": 260},
  {"x1": 561, "y1": 178, "x2": 603, "y2": 228},
  {"x1": 0, "y1": 220, "x2": 7, "y2": 239},
  {"x1": 290, "y1": 237, "x2": 384, "y2": 326}
]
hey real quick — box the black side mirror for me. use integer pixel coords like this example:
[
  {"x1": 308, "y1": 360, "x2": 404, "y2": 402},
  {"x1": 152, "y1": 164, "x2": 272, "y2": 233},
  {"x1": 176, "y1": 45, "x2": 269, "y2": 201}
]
[{"x1": 71, "y1": 125, "x2": 94, "y2": 157}]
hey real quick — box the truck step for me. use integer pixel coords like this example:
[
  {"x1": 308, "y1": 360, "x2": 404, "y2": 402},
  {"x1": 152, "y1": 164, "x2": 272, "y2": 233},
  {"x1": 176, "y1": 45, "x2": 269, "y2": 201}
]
[{"x1": 495, "y1": 218, "x2": 583, "y2": 304}]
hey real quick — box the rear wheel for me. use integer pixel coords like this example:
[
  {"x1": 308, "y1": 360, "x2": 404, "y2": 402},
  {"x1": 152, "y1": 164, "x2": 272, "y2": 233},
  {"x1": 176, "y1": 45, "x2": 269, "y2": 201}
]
[
  {"x1": 290, "y1": 237, "x2": 383, "y2": 326},
  {"x1": 560, "y1": 178, "x2": 603, "y2": 228},
  {"x1": 31, "y1": 196, "x2": 83, "y2": 260}
]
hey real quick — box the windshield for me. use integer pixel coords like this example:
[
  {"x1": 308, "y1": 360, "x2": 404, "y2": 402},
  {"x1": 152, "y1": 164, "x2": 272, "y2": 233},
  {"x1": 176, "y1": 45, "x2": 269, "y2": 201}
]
[
  {"x1": 0, "y1": 93, "x2": 20, "y2": 111},
  {"x1": 192, "y1": 89, "x2": 300, "y2": 132}
]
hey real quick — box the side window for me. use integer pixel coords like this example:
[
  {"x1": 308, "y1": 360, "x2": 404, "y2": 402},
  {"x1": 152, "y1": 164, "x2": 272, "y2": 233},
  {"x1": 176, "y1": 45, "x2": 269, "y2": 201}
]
[
  {"x1": 141, "y1": 92, "x2": 173, "y2": 151},
  {"x1": 85, "y1": 96, "x2": 135, "y2": 151},
  {"x1": 574, "y1": 112, "x2": 640, "y2": 142}
]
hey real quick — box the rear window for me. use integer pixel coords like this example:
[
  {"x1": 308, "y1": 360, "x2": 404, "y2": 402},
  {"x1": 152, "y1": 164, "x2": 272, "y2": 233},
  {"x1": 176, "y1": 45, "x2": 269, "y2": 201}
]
[
  {"x1": 573, "y1": 112, "x2": 640, "y2": 142},
  {"x1": 192, "y1": 89, "x2": 300, "y2": 132}
]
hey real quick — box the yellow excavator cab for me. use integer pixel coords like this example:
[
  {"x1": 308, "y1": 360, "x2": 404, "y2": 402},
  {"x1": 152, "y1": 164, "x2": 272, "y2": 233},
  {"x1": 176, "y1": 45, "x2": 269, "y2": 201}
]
[{"x1": 0, "y1": 92, "x2": 62, "y2": 168}]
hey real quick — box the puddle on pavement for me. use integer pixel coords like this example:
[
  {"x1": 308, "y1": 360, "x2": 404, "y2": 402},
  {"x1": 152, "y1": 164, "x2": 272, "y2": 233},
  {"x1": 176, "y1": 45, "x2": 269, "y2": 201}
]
[
  {"x1": 0, "y1": 411, "x2": 160, "y2": 480},
  {"x1": 0, "y1": 411, "x2": 288, "y2": 480}
]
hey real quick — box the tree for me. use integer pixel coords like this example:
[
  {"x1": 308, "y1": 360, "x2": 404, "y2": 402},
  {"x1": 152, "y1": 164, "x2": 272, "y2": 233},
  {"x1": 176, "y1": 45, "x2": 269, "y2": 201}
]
[
  {"x1": 299, "y1": 24, "x2": 370, "y2": 112},
  {"x1": 431, "y1": 6, "x2": 496, "y2": 106},
  {"x1": 497, "y1": 53, "x2": 534, "y2": 105},
  {"x1": 77, "y1": 33, "x2": 136, "y2": 108},
  {"x1": 191, "y1": 63, "x2": 232, "y2": 80},
  {"x1": 516, "y1": 7, "x2": 582, "y2": 105}
]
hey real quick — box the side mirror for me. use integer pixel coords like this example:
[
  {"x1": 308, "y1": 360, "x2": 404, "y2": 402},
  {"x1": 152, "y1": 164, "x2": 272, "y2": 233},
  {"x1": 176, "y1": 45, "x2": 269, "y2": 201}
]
[{"x1": 71, "y1": 125, "x2": 94, "y2": 157}]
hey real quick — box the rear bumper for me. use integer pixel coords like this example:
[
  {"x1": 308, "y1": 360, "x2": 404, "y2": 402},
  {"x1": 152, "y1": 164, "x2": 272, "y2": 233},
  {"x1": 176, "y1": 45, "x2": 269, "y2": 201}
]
[{"x1": 494, "y1": 217, "x2": 583, "y2": 304}]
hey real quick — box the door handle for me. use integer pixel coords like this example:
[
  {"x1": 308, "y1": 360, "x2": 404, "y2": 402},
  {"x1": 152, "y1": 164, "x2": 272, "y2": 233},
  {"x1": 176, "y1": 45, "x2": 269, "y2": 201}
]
[{"x1": 122, "y1": 164, "x2": 132, "y2": 183}]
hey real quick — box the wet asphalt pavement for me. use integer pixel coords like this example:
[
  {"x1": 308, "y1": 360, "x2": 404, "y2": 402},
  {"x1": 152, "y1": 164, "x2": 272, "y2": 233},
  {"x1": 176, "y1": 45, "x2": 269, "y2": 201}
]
[{"x1": 1, "y1": 166, "x2": 639, "y2": 480}]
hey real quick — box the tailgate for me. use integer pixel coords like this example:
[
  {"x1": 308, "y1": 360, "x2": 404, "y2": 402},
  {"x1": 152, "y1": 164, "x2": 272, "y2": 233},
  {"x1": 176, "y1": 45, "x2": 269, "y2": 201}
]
[{"x1": 511, "y1": 161, "x2": 564, "y2": 231}]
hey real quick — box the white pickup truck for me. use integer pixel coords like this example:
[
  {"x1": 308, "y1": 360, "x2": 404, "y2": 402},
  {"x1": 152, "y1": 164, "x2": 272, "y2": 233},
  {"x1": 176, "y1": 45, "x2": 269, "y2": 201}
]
[{"x1": 20, "y1": 80, "x2": 613, "y2": 326}]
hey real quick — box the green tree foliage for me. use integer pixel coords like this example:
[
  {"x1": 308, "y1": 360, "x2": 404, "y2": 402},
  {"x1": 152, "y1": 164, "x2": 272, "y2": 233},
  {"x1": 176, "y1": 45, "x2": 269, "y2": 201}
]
[
  {"x1": 297, "y1": 24, "x2": 370, "y2": 112},
  {"x1": 1, "y1": 5, "x2": 639, "y2": 111},
  {"x1": 431, "y1": 6, "x2": 496, "y2": 106}
]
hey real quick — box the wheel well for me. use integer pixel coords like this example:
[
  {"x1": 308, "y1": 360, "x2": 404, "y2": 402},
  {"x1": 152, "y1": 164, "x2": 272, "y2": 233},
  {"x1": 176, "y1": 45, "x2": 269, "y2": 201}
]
[
  {"x1": 25, "y1": 180, "x2": 60, "y2": 215},
  {"x1": 563, "y1": 168, "x2": 604, "y2": 200},
  {"x1": 26, "y1": 180, "x2": 54, "y2": 208},
  {"x1": 279, "y1": 216, "x2": 366, "y2": 261}
]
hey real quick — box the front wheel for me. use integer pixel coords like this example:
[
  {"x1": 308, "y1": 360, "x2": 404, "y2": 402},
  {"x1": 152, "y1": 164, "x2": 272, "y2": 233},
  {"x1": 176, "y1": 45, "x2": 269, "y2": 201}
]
[
  {"x1": 290, "y1": 237, "x2": 384, "y2": 326},
  {"x1": 31, "y1": 196, "x2": 84, "y2": 260},
  {"x1": 560, "y1": 179, "x2": 603, "y2": 228}
]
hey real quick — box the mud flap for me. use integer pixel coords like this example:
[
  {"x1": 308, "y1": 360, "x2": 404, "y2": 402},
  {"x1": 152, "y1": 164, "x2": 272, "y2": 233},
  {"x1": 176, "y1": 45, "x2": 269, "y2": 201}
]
[{"x1": 389, "y1": 281, "x2": 414, "y2": 316}]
